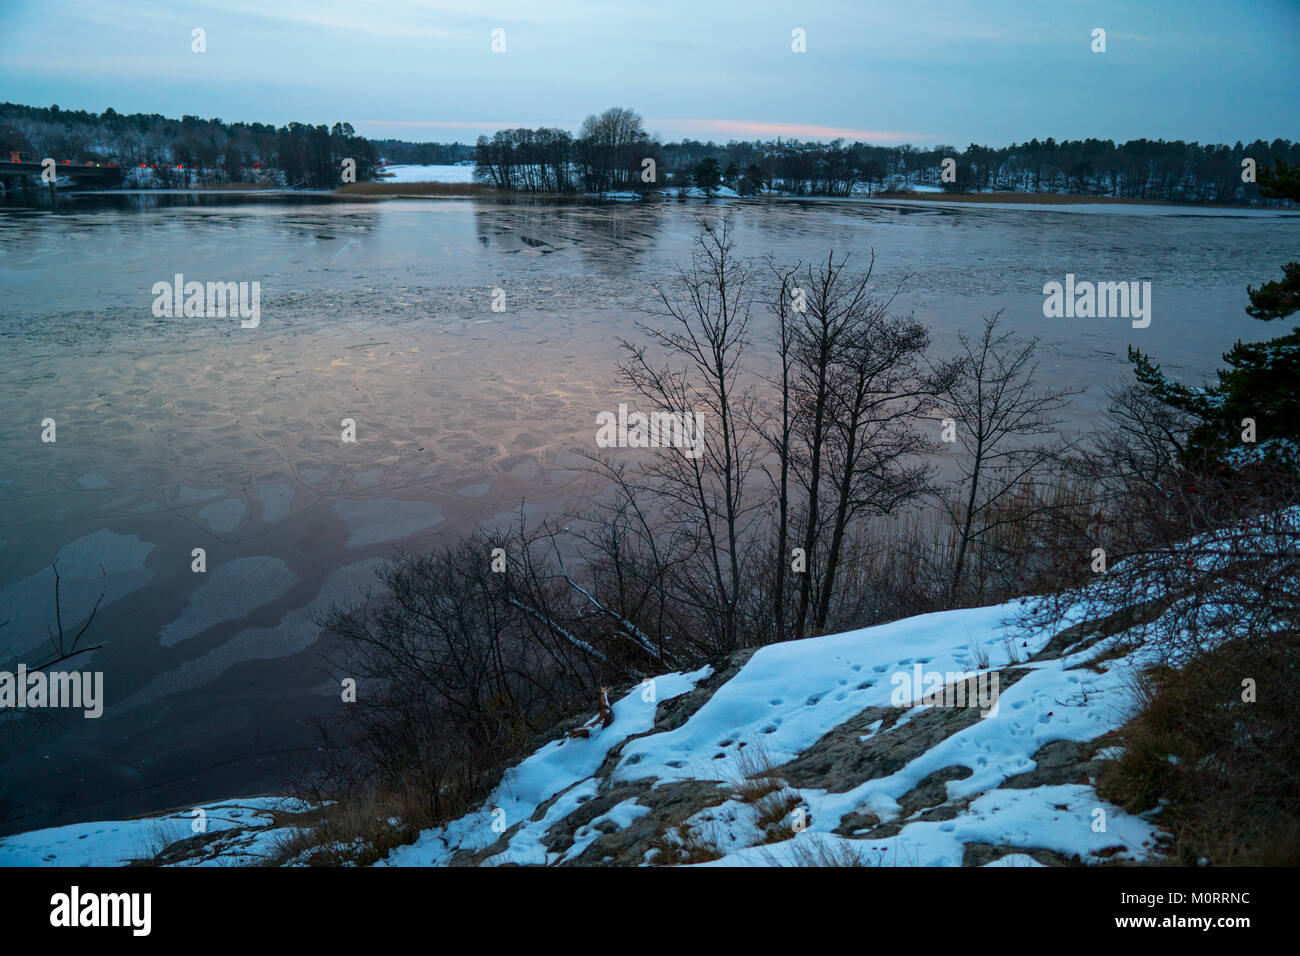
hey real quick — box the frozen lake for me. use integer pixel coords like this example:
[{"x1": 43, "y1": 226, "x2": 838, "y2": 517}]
[{"x1": 1, "y1": 192, "x2": 1296, "y2": 833}]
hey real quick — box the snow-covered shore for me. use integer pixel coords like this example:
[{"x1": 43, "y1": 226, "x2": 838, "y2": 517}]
[{"x1": 2, "y1": 593, "x2": 1169, "y2": 867}]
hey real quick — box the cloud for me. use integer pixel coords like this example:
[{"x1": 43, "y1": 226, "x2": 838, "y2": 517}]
[
  {"x1": 189, "y1": 0, "x2": 480, "y2": 40},
  {"x1": 361, "y1": 120, "x2": 530, "y2": 130},
  {"x1": 652, "y1": 118, "x2": 933, "y2": 143}
]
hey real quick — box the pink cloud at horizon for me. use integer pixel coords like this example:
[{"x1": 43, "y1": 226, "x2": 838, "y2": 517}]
[
  {"x1": 651, "y1": 118, "x2": 937, "y2": 143},
  {"x1": 361, "y1": 120, "x2": 529, "y2": 130},
  {"x1": 361, "y1": 117, "x2": 938, "y2": 144}
]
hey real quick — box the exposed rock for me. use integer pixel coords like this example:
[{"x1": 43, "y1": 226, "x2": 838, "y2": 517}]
[{"x1": 897, "y1": 766, "x2": 974, "y2": 816}]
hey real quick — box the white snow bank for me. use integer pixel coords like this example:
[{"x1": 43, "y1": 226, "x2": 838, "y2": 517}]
[
  {"x1": 379, "y1": 667, "x2": 711, "y2": 866},
  {"x1": 707, "y1": 784, "x2": 1160, "y2": 867},
  {"x1": 0, "y1": 797, "x2": 308, "y2": 867},
  {"x1": 608, "y1": 598, "x2": 1162, "y2": 865},
  {"x1": 615, "y1": 602, "x2": 1038, "y2": 785}
]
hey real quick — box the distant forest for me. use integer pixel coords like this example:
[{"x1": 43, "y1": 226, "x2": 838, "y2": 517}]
[
  {"x1": 665, "y1": 136, "x2": 1300, "y2": 204},
  {"x1": 474, "y1": 107, "x2": 1300, "y2": 204},
  {"x1": 371, "y1": 139, "x2": 474, "y2": 165},
  {"x1": 0, "y1": 102, "x2": 381, "y2": 188},
  {"x1": 2, "y1": 101, "x2": 1296, "y2": 205}
]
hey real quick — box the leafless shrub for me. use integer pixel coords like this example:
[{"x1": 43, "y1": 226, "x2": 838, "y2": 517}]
[
  {"x1": 1030, "y1": 383, "x2": 1300, "y2": 864},
  {"x1": 314, "y1": 519, "x2": 667, "y2": 832}
]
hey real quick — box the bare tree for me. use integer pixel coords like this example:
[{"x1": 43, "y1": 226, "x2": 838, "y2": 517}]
[
  {"x1": 578, "y1": 107, "x2": 651, "y2": 193},
  {"x1": 759, "y1": 257, "x2": 802, "y2": 640},
  {"x1": 320, "y1": 519, "x2": 637, "y2": 794},
  {"x1": 776, "y1": 251, "x2": 945, "y2": 635},
  {"x1": 618, "y1": 215, "x2": 766, "y2": 653},
  {"x1": 1, "y1": 563, "x2": 108, "y2": 829},
  {"x1": 934, "y1": 311, "x2": 1080, "y2": 600},
  {"x1": 1091, "y1": 381, "x2": 1194, "y2": 499}
]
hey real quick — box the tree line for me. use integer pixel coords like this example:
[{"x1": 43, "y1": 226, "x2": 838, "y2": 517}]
[
  {"x1": 6, "y1": 101, "x2": 1293, "y2": 204},
  {"x1": 0, "y1": 102, "x2": 381, "y2": 189},
  {"x1": 372, "y1": 139, "x2": 474, "y2": 166},
  {"x1": 472, "y1": 107, "x2": 662, "y2": 193},
  {"x1": 471, "y1": 106, "x2": 1298, "y2": 204}
]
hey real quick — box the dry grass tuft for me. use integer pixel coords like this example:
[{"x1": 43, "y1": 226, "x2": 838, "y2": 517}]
[
  {"x1": 267, "y1": 772, "x2": 478, "y2": 867},
  {"x1": 761, "y1": 835, "x2": 874, "y2": 866},
  {"x1": 728, "y1": 741, "x2": 787, "y2": 804},
  {"x1": 1097, "y1": 634, "x2": 1300, "y2": 866},
  {"x1": 648, "y1": 819, "x2": 725, "y2": 865}
]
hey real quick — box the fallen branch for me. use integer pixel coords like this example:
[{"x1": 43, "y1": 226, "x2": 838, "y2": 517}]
[{"x1": 567, "y1": 687, "x2": 615, "y2": 738}]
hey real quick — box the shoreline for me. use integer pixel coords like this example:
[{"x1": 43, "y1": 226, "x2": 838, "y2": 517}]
[
  {"x1": 27, "y1": 183, "x2": 1289, "y2": 214},
  {"x1": 873, "y1": 190, "x2": 1184, "y2": 206}
]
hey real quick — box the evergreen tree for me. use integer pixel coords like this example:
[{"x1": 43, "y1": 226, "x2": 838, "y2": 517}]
[
  {"x1": 1128, "y1": 160, "x2": 1300, "y2": 470},
  {"x1": 694, "y1": 157, "x2": 722, "y2": 194}
]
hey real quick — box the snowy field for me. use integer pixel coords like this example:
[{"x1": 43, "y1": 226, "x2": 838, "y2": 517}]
[{"x1": 377, "y1": 163, "x2": 476, "y2": 183}]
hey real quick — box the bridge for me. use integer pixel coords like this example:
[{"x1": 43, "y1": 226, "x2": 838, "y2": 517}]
[{"x1": 0, "y1": 159, "x2": 126, "y2": 189}]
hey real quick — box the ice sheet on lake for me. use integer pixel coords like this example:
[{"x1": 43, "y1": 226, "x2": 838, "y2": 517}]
[
  {"x1": 196, "y1": 498, "x2": 246, "y2": 533},
  {"x1": 333, "y1": 498, "x2": 444, "y2": 548},
  {"x1": 158, "y1": 555, "x2": 297, "y2": 646},
  {"x1": 116, "y1": 558, "x2": 385, "y2": 713},
  {"x1": 256, "y1": 483, "x2": 295, "y2": 524},
  {"x1": 0, "y1": 529, "x2": 155, "y2": 659}
]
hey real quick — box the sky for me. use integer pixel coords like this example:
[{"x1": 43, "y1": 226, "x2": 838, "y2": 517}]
[{"x1": 1, "y1": 0, "x2": 1297, "y2": 147}]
